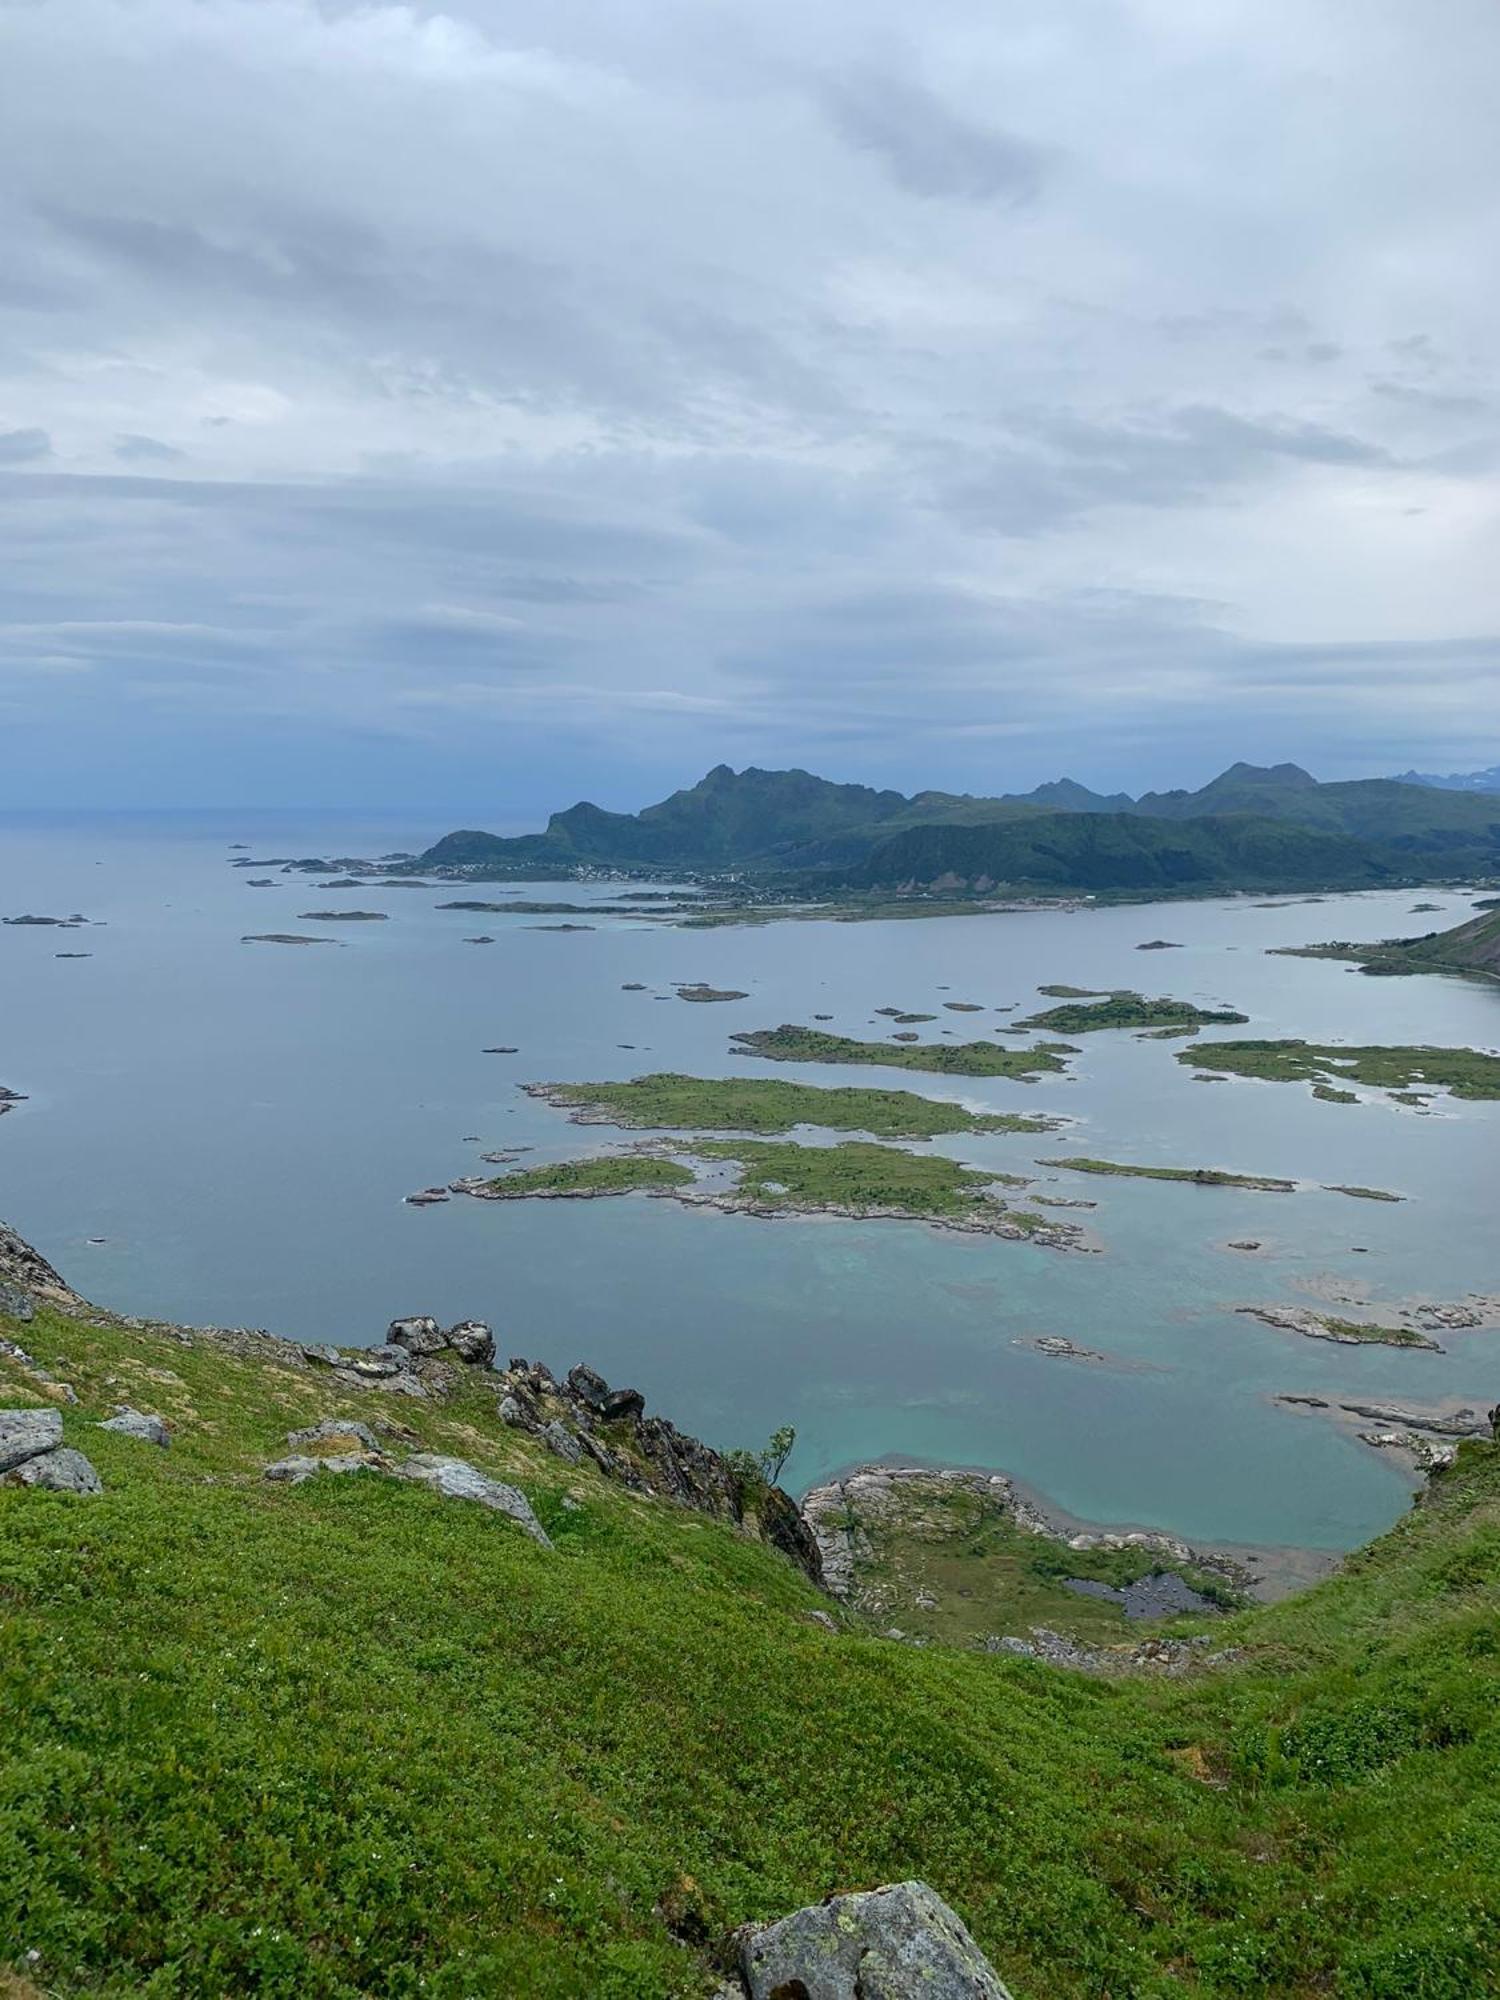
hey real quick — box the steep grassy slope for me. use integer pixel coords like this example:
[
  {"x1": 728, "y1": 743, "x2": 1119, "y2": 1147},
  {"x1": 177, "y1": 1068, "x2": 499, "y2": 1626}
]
[
  {"x1": 4, "y1": 1282, "x2": 1499, "y2": 1997},
  {"x1": 848, "y1": 810, "x2": 1389, "y2": 894},
  {"x1": 1287, "y1": 906, "x2": 1500, "y2": 983}
]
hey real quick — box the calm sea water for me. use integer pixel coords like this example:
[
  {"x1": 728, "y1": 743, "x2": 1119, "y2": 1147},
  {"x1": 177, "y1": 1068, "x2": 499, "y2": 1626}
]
[{"x1": 3, "y1": 810, "x2": 1497, "y2": 1557}]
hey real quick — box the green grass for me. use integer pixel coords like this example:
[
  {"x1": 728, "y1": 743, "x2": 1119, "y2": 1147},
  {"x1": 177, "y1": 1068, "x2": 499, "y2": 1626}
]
[
  {"x1": 1037, "y1": 1157, "x2": 1296, "y2": 1192},
  {"x1": 1017, "y1": 992, "x2": 1248, "y2": 1033},
  {"x1": 731, "y1": 1025, "x2": 1076, "y2": 1079},
  {"x1": 479, "y1": 1155, "x2": 695, "y2": 1197},
  {"x1": 687, "y1": 1138, "x2": 1027, "y2": 1222},
  {"x1": 4, "y1": 1300, "x2": 1500, "y2": 1997},
  {"x1": 1179, "y1": 1039, "x2": 1500, "y2": 1100},
  {"x1": 1277, "y1": 907, "x2": 1500, "y2": 984},
  {"x1": 828, "y1": 1478, "x2": 1238, "y2": 1650},
  {"x1": 525, "y1": 1073, "x2": 1059, "y2": 1139},
  {"x1": 1314, "y1": 1317, "x2": 1436, "y2": 1348}
]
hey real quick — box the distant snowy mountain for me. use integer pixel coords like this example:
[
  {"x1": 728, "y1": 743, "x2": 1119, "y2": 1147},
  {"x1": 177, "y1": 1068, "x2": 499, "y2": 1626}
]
[{"x1": 1392, "y1": 766, "x2": 1500, "y2": 793}]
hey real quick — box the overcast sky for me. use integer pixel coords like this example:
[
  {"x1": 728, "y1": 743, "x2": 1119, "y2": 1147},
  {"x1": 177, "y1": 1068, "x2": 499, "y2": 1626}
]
[{"x1": 2, "y1": 0, "x2": 1497, "y2": 812}]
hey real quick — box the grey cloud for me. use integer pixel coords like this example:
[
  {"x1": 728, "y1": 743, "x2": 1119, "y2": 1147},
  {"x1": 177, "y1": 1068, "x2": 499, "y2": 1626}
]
[
  {"x1": 938, "y1": 404, "x2": 1394, "y2": 533},
  {"x1": 0, "y1": 0, "x2": 1496, "y2": 801},
  {"x1": 114, "y1": 434, "x2": 186, "y2": 463},
  {"x1": 820, "y1": 69, "x2": 1046, "y2": 202},
  {"x1": 0, "y1": 428, "x2": 51, "y2": 465},
  {"x1": 1370, "y1": 381, "x2": 1490, "y2": 417}
]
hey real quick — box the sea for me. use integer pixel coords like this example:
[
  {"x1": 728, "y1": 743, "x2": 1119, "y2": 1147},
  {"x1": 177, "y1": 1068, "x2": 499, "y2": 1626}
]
[{"x1": 3, "y1": 808, "x2": 1497, "y2": 1568}]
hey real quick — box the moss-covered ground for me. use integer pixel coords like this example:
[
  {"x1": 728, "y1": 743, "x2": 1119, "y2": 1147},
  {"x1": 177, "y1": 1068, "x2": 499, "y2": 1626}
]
[
  {"x1": 687, "y1": 1138, "x2": 1028, "y2": 1221},
  {"x1": 1037, "y1": 1157, "x2": 1296, "y2": 1192},
  {"x1": 526, "y1": 1073, "x2": 1058, "y2": 1139},
  {"x1": 4, "y1": 1295, "x2": 1500, "y2": 1997},
  {"x1": 824, "y1": 1481, "x2": 1240, "y2": 1649},
  {"x1": 478, "y1": 1155, "x2": 695, "y2": 1198},
  {"x1": 1179, "y1": 1039, "x2": 1500, "y2": 1100},
  {"x1": 1018, "y1": 993, "x2": 1248, "y2": 1034},
  {"x1": 731, "y1": 1025, "x2": 1076, "y2": 1079}
]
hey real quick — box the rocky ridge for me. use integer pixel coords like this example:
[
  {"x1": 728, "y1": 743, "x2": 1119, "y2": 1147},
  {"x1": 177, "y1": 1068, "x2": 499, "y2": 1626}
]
[{"x1": 0, "y1": 1220, "x2": 821, "y2": 1584}]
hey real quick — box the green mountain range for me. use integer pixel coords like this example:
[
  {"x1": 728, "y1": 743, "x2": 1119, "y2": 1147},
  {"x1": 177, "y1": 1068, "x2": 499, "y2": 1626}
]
[{"x1": 420, "y1": 760, "x2": 1500, "y2": 895}]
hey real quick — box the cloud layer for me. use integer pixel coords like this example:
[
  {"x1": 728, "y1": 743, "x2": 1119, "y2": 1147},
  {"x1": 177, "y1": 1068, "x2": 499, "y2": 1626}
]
[{"x1": 1, "y1": 0, "x2": 1497, "y2": 807}]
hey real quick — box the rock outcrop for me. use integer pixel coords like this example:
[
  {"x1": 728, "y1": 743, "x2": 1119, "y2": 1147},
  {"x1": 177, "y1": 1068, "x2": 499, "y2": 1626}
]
[
  {"x1": 0, "y1": 1222, "x2": 85, "y2": 1311},
  {"x1": 261, "y1": 1438, "x2": 552, "y2": 1547},
  {"x1": 2, "y1": 1215, "x2": 815, "y2": 1581},
  {"x1": 99, "y1": 1407, "x2": 170, "y2": 1447},
  {"x1": 734, "y1": 1880, "x2": 1013, "y2": 1999},
  {"x1": 396, "y1": 1453, "x2": 551, "y2": 1545},
  {"x1": 1, "y1": 1406, "x2": 101, "y2": 1493},
  {"x1": 497, "y1": 1356, "x2": 822, "y2": 1584},
  {"x1": 986, "y1": 1627, "x2": 1241, "y2": 1676},
  {"x1": 802, "y1": 1465, "x2": 1058, "y2": 1599},
  {"x1": 0, "y1": 1406, "x2": 63, "y2": 1471},
  {"x1": 9, "y1": 1445, "x2": 104, "y2": 1494}
]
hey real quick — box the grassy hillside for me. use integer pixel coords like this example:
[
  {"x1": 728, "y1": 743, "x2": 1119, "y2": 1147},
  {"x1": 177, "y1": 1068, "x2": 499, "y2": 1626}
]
[
  {"x1": 1287, "y1": 906, "x2": 1500, "y2": 983},
  {"x1": 847, "y1": 810, "x2": 1389, "y2": 894},
  {"x1": 4, "y1": 1267, "x2": 1500, "y2": 1997}
]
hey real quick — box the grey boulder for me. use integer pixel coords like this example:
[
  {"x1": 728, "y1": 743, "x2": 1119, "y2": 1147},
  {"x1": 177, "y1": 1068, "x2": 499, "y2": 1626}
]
[
  {"x1": 9, "y1": 1446, "x2": 103, "y2": 1494},
  {"x1": 739, "y1": 1881, "x2": 1012, "y2": 2000},
  {"x1": 99, "y1": 1407, "x2": 170, "y2": 1447},
  {"x1": 0, "y1": 1406, "x2": 63, "y2": 1472},
  {"x1": 352, "y1": 1345, "x2": 412, "y2": 1378},
  {"x1": 286, "y1": 1417, "x2": 382, "y2": 1453},
  {"x1": 264, "y1": 1452, "x2": 383, "y2": 1484},
  {"x1": 0, "y1": 1280, "x2": 35, "y2": 1322},
  {"x1": 387, "y1": 1316, "x2": 447, "y2": 1358},
  {"x1": 541, "y1": 1419, "x2": 583, "y2": 1464},
  {"x1": 397, "y1": 1453, "x2": 552, "y2": 1547},
  {"x1": 446, "y1": 1319, "x2": 496, "y2": 1367}
]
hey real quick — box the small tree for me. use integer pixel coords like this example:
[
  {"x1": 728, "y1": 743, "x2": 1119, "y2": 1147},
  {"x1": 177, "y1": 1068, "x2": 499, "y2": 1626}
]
[
  {"x1": 758, "y1": 1424, "x2": 796, "y2": 1486},
  {"x1": 725, "y1": 1425, "x2": 797, "y2": 1493}
]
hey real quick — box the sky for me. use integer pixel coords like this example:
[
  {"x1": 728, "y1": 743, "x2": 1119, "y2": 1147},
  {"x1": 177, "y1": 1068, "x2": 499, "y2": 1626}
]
[{"x1": 1, "y1": 0, "x2": 1498, "y2": 814}]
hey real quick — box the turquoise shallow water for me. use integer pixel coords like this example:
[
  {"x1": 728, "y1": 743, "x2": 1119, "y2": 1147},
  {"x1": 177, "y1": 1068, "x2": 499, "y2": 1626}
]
[{"x1": 2, "y1": 811, "x2": 1497, "y2": 1554}]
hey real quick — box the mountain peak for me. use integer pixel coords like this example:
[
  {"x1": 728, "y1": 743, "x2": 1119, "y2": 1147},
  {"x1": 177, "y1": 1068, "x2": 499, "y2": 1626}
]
[{"x1": 1214, "y1": 761, "x2": 1318, "y2": 788}]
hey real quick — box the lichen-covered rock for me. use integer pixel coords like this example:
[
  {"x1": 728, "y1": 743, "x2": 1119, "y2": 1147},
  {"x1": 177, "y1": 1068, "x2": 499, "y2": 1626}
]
[
  {"x1": 396, "y1": 1454, "x2": 552, "y2": 1547},
  {"x1": 446, "y1": 1320, "x2": 496, "y2": 1366},
  {"x1": 8, "y1": 1446, "x2": 103, "y2": 1495},
  {"x1": 264, "y1": 1452, "x2": 383, "y2": 1484},
  {"x1": 0, "y1": 1279, "x2": 36, "y2": 1322},
  {"x1": 286, "y1": 1417, "x2": 382, "y2": 1453},
  {"x1": 386, "y1": 1315, "x2": 446, "y2": 1358},
  {"x1": 352, "y1": 1345, "x2": 412, "y2": 1378},
  {"x1": 99, "y1": 1407, "x2": 171, "y2": 1447},
  {"x1": 0, "y1": 1406, "x2": 63, "y2": 1473},
  {"x1": 541, "y1": 1419, "x2": 583, "y2": 1464},
  {"x1": 738, "y1": 1880, "x2": 1013, "y2": 1999}
]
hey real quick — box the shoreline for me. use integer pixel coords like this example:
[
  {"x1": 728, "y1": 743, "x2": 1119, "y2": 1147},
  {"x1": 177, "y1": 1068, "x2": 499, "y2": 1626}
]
[{"x1": 805, "y1": 1453, "x2": 1345, "y2": 1603}]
